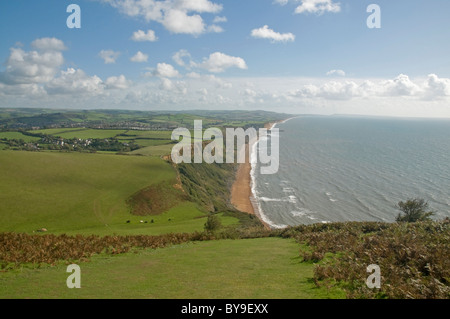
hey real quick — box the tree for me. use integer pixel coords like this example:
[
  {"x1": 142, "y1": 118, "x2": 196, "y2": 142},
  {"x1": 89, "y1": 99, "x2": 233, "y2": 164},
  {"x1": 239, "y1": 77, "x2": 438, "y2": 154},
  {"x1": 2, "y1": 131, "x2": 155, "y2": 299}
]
[
  {"x1": 396, "y1": 198, "x2": 435, "y2": 222},
  {"x1": 204, "y1": 214, "x2": 222, "y2": 232}
]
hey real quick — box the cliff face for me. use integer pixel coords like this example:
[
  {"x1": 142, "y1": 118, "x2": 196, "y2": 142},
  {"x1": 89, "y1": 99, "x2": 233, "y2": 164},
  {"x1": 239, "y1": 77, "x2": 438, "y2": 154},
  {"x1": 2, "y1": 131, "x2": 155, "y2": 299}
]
[{"x1": 176, "y1": 161, "x2": 237, "y2": 213}]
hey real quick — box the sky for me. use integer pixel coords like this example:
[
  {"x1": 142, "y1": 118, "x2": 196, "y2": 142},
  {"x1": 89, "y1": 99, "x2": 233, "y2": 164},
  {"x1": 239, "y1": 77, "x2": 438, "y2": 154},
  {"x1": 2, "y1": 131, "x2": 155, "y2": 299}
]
[{"x1": 1, "y1": 0, "x2": 450, "y2": 117}]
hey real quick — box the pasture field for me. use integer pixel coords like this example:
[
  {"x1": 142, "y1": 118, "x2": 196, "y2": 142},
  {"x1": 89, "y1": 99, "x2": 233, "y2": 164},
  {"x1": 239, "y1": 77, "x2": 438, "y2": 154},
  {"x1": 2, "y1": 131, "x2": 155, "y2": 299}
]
[
  {"x1": 31, "y1": 128, "x2": 128, "y2": 140},
  {"x1": 129, "y1": 144, "x2": 175, "y2": 157},
  {"x1": 0, "y1": 151, "x2": 224, "y2": 236},
  {"x1": 119, "y1": 130, "x2": 173, "y2": 139},
  {"x1": 0, "y1": 237, "x2": 343, "y2": 299},
  {"x1": 28, "y1": 128, "x2": 176, "y2": 150},
  {"x1": 0, "y1": 131, "x2": 41, "y2": 142}
]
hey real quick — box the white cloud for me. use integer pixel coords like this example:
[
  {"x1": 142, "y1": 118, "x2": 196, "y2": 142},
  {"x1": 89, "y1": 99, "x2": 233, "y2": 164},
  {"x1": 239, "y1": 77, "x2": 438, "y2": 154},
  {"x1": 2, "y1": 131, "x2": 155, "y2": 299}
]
[
  {"x1": 131, "y1": 29, "x2": 158, "y2": 42},
  {"x1": 46, "y1": 68, "x2": 104, "y2": 95},
  {"x1": 0, "y1": 38, "x2": 134, "y2": 103},
  {"x1": 99, "y1": 0, "x2": 222, "y2": 36},
  {"x1": 99, "y1": 50, "x2": 121, "y2": 64},
  {"x1": 130, "y1": 51, "x2": 149, "y2": 63},
  {"x1": 381, "y1": 74, "x2": 421, "y2": 97},
  {"x1": 295, "y1": 0, "x2": 341, "y2": 14},
  {"x1": 31, "y1": 37, "x2": 67, "y2": 52},
  {"x1": 209, "y1": 75, "x2": 233, "y2": 89},
  {"x1": 251, "y1": 25, "x2": 295, "y2": 43},
  {"x1": 242, "y1": 88, "x2": 257, "y2": 97},
  {"x1": 287, "y1": 74, "x2": 430, "y2": 101},
  {"x1": 207, "y1": 24, "x2": 224, "y2": 33},
  {"x1": 0, "y1": 43, "x2": 65, "y2": 85},
  {"x1": 172, "y1": 49, "x2": 192, "y2": 67},
  {"x1": 159, "y1": 77, "x2": 187, "y2": 94},
  {"x1": 162, "y1": 9, "x2": 205, "y2": 35},
  {"x1": 198, "y1": 52, "x2": 248, "y2": 73},
  {"x1": 275, "y1": 0, "x2": 341, "y2": 15},
  {"x1": 0, "y1": 82, "x2": 46, "y2": 97},
  {"x1": 213, "y1": 16, "x2": 227, "y2": 23},
  {"x1": 175, "y1": 0, "x2": 222, "y2": 13},
  {"x1": 99, "y1": 0, "x2": 164, "y2": 20},
  {"x1": 105, "y1": 75, "x2": 131, "y2": 89},
  {"x1": 159, "y1": 77, "x2": 174, "y2": 91},
  {"x1": 186, "y1": 71, "x2": 201, "y2": 78},
  {"x1": 326, "y1": 69, "x2": 346, "y2": 77},
  {"x1": 153, "y1": 63, "x2": 180, "y2": 78},
  {"x1": 424, "y1": 74, "x2": 450, "y2": 98}
]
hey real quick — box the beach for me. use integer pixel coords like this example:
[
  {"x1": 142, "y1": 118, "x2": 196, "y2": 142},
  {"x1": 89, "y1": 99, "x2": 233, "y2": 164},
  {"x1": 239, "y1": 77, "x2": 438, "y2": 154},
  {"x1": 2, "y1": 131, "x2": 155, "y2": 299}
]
[
  {"x1": 230, "y1": 143, "x2": 255, "y2": 215},
  {"x1": 230, "y1": 122, "x2": 278, "y2": 229}
]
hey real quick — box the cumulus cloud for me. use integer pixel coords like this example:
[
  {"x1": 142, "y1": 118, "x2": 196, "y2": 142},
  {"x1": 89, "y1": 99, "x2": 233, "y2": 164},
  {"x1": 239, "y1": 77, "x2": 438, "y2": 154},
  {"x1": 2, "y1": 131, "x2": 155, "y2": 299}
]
[
  {"x1": 424, "y1": 74, "x2": 450, "y2": 98},
  {"x1": 197, "y1": 52, "x2": 248, "y2": 73},
  {"x1": 381, "y1": 74, "x2": 421, "y2": 97},
  {"x1": 289, "y1": 81, "x2": 360, "y2": 100},
  {"x1": 162, "y1": 9, "x2": 206, "y2": 35},
  {"x1": 131, "y1": 29, "x2": 158, "y2": 42},
  {"x1": 251, "y1": 25, "x2": 295, "y2": 43},
  {"x1": 0, "y1": 38, "x2": 133, "y2": 101},
  {"x1": 31, "y1": 37, "x2": 67, "y2": 52},
  {"x1": 175, "y1": 0, "x2": 222, "y2": 13},
  {"x1": 296, "y1": 0, "x2": 340, "y2": 14},
  {"x1": 153, "y1": 63, "x2": 180, "y2": 78},
  {"x1": 0, "y1": 82, "x2": 47, "y2": 97},
  {"x1": 172, "y1": 49, "x2": 192, "y2": 67},
  {"x1": 275, "y1": 0, "x2": 341, "y2": 15},
  {"x1": 99, "y1": 0, "x2": 223, "y2": 36},
  {"x1": 0, "y1": 40, "x2": 65, "y2": 85},
  {"x1": 130, "y1": 51, "x2": 149, "y2": 63},
  {"x1": 159, "y1": 77, "x2": 187, "y2": 94},
  {"x1": 46, "y1": 68, "x2": 104, "y2": 95},
  {"x1": 105, "y1": 75, "x2": 131, "y2": 89},
  {"x1": 326, "y1": 69, "x2": 346, "y2": 77},
  {"x1": 286, "y1": 74, "x2": 441, "y2": 101},
  {"x1": 99, "y1": 50, "x2": 121, "y2": 64},
  {"x1": 207, "y1": 24, "x2": 224, "y2": 33}
]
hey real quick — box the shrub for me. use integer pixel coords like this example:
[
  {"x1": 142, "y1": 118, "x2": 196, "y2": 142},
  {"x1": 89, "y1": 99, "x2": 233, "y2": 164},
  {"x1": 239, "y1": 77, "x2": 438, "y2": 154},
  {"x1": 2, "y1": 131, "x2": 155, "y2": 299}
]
[
  {"x1": 204, "y1": 214, "x2": 222, "y2": 232},
  {"x1": 396, "y1": 198, "x2": 435, "y2": 223}
]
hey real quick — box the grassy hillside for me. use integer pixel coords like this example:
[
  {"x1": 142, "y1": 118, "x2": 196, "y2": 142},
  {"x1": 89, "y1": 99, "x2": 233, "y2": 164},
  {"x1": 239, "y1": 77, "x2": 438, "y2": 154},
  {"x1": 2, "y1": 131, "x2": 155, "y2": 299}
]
[{"x1": 0, "y1": 151, "x2": 221, "y2": 235}]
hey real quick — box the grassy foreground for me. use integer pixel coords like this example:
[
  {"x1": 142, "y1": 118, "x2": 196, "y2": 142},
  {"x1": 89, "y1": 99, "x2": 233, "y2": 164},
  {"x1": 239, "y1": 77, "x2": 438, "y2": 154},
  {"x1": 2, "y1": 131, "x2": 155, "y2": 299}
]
[{"x1": 0, "y1": 237, "x2": 343, "y2": 299}]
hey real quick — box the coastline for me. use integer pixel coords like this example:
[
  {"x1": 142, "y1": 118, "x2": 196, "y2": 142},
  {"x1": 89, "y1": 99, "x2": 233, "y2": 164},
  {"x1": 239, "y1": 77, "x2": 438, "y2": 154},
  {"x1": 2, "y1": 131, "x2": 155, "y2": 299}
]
[
  {"x1": 230, "y1": 143, "x2": 255, "y2": 214},
  {"x1": 230, "y1": 120, "x2": 285, "y2": 230}
]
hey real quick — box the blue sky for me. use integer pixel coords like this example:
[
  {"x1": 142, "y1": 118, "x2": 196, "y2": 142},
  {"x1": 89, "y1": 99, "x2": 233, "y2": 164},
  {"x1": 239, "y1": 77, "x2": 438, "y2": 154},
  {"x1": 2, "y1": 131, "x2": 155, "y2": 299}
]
[{"x1": 1, "y1": 0, "x2": 450, "y2": 117}]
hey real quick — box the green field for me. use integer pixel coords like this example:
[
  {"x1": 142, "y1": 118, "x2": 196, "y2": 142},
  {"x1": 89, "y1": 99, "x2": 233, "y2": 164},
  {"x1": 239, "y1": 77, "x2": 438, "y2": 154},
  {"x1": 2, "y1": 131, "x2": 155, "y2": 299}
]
[
  {"x1": 0, "y1": 131, "x2": 40, "y2": 142},
  {"x1": 120, "y1": 130, "x2": 173, "y2": 139},
  {"x1": 0, "y1": 151, "x2": 223, "y2": 235},
  {"x1": 31, "y1": 128, "x2": 128, "y2": 140},
  {"x1": 129, "y1": 144, "x2": 175, "y2": 157},
  {"x1": 26, "y1": 128, "x2": 176, "y2": 150},
  {"x1": 0, "y1": 238, "x2": 343, "y2": 299}
]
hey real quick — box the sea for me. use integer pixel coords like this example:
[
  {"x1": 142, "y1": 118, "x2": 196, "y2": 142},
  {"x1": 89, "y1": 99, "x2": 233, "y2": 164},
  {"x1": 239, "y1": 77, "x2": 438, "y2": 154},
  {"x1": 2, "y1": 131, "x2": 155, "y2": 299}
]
[{"x1": 251, "y1": 115, "x2": 450, "y2": 228}]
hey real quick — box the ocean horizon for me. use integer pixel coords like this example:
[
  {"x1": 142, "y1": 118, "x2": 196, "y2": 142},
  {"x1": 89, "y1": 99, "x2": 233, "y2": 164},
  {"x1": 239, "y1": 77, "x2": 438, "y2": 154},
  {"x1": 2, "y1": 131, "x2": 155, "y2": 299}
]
[{"x1": 251, "y1": 115, "x2": 450, "y2": 229}]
